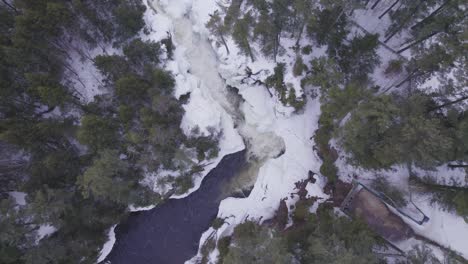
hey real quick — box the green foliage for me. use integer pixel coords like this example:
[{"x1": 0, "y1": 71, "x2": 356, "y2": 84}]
[
  {"x1": 28, "y1": 150, "x2": 81, "y2": 189},
  {"x1": 287, "y1": 208, "x2": 382, "y2": 264},
  {"x1": 384, "y1": 59, "x2": 404, "y2": 76},
  {"x1": 319, "y1": 158, "x2": 338, "y2": 182},
  {"x1": 293, "y1": 55, "x2": 306, "y2": 77},
  {"x1": 292, "y1": 199, "x2": 314, "y2": 223},
  {"x1": 94, "y1": 55, "x2": 130, "y2": 82},
  {"x1": 173, "y1": 174, "x2": 194, "y2": 195},
  {"x1": 0, "y1": 1, "x2": 161, "y2": 262},
  {"x1": 266, "y1": 63, "x2": 286, "y2": 98},
  {"x1": 221, "y1": 208, "x2": 384, "y2": 264},
  {"x1": 411, "y1": 176, "x2": 468, "y2": 221},
  {"x1": 27, "y1": 73, "x2": 69, "y2": 107},
  {"x1": 310, "y1": 58, "x2": 369, "y2": 182},
  {"x1": 200, "y1": 237, "x2": 216, "y2": 264},
  {"x1": 265, "y1": 63, "x2": 304, "y2": 109},
  {"x1": 371, "y1": 176, "x2": 408, "y2": 207},
  {"x1": 185, "y1": 127, "x2": 221, "y2": 161},
  {"x1": 301, "y1": 45, "x2": 312, "y2": 55},
  {"x1": 114, "y1": 1, "x2": 146, "y2": 40},
  {"x1": 454, "y1": 191, "x2": 468, "y2": 223},
  {"x1": 223, "y1": 221, "x2": 293, "y2": 264},
  {"x1": 223, "y1": 0, "x2": 243, "y2": 30},
  {"x1": 337, "y1": 33, "x2": 380, "y2": 79},
  {"x1": 306, "y1": 57, "x2": 343, "y2": 92},
  {"x1": 342, "y1": 95, "x2": 401, "y2": 169},
  {"x1": 342, "y1": 93, "x2": 453, "y2": 169},
  {"x1": 115, "y1": 74, "x2": 151, "y2": 101},
  {"x1": 160, "y1": 34, "x2": 174, "y2": 60},
  {"x1": 123, "y1": 38, "x2": 161, "y2": 68},
  {"x1": 206, "y1": 10, "x2": 230, "y2": 54},
  {"x1": 307, "y1": 6, "x2": 348, "y2": 51},
  {"x1": 0, "y1": 199, "x2": 29, "y2": 264},
  {"x1": 232, "y1": 13, "x2": 255, "y2": 61},
  {"x1": 78, "y1": 149, "x2": 132, "y2": 204},
  {"x1": 217, "y1": 236, "x2": 231, "y2": 264},
  {"x1": 151, "y1": 68, "x2": 175, "y2": 92},
  {"x1": 264, "y1": 64, "x2": 307, "y2": 111},
  {"x1": 77, "y1": 115, "x2": 118, "y2": 152},
  {"x1": 211, "y1": 218, "x2": 225, "y2": 230},
  {"x1": 118, "y1": 104, "x2": 134, "y2": 125}
]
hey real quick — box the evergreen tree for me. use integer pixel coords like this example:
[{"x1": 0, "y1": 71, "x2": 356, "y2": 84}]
[
  {"x1": 78, "y1": 149, "x2": 132, "y2": 204},
  {"x1": 223, "y1": 221, "x2": 292, "y2": 264},
  {"x1": 206, "y1": 10, "x2": 230, "y2": 54},
  {"x1": 232, "y1": 13, "x2": 255, "y2": 62}
]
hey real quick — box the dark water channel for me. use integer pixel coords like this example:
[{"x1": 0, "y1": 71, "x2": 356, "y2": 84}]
[{"x1": 104, "y1": 150, "x2": 247, "y2": 264}]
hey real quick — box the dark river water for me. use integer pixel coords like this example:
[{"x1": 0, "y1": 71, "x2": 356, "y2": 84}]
[{"x1": 104, "y1": 150, "x2": 247, "y2": 264}]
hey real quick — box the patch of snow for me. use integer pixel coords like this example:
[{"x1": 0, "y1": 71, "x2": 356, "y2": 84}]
[
  {"x1": 412, "y1": 164, "x2": 467, "y2": 187},
  {"x1": 402, "y1": 198, "x2": 468, "y2": 260},
  {"x1": 9, "y1": 192, "x2": 27, "y2": 206},
  {"x1": 97, "y1": 225, "x2": 116, "y2": 263},
  {"x1": 65, "y1": 42, "x2": 119, "y2": 103},
  {"x1": 35, "y1": 224, "x2": 57, "y2": 243},
  {"x1": 142, "y1": 0, "x2": 244, "y2": 201},
  {"x1": 333, "y1": 140, "x2": 468, "y2": 260},
  {"x1": 179, "y1": 1, "x2": 331, "y2": 261},
  {"x1": 189, "y1": 97, "x2": 328, "y2": 263},
  {"x1": 128, "y1": 204, "x2": 156, "y2": 212},
  {"x1": 352, "y1": 3, "x2": 412, "y2": 52}
]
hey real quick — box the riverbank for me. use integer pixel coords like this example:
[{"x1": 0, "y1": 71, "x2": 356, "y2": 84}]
[{"x1": 103, "y1": 151, "x2": 247, "y2": 264}]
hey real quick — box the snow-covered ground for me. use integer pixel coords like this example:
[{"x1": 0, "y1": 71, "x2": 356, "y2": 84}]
[
  {"x1": 96, "y1": 0, "x2": 468, "y2": 262},
  {"x1": 97, "y1": 225, "x2": 116, "y2": 263},
  {"x1": 160, "y1": 1, "x2": 330, "y2": 263},
  {"x1": 9, "y1": 191, "x2": 27, "y2": 206},
  {"x1": 65, "y1": 42, "x2": 118, "y2": 103},
  {"x1": 144, "y1": 0, "x2": 245, "y2": 199},
  {"x1": 35, "y1": 224, "x2": 57, "y2": 244},
  {"x1": 334, "y1": 141, "x2": 468, "y2": 259}
]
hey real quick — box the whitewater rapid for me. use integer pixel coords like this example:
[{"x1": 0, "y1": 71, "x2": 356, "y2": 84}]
[
  {"x1": 99, "y1": 1, "x2": 327, "y2": 262},
  {"x1": 152, "y1": 0, "x2": 285, "y2": 184}
]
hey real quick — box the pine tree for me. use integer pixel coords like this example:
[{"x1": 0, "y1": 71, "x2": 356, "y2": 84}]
[
  {"x1": 206, "y1": 10, "x2": 230, "y2": 54},
  {"x1": 232, "y1": 12, "x2": 255, "y2": 61}
]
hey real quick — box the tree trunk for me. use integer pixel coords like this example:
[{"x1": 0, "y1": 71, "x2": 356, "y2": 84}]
[
  {"x1": 448, "y1": 164, "x2": 468, "y2": 168},
  {"x1": 384, "y1": 1, "x2": 424, "y2": 43},
  {"x1": 410, "y1": 175, "x2": 468, "y2": 192},
  {"x1": 410, "y1": 0, "x2": 450, "y2": 30},
  {"x1": 35, "y1": 106, "x2": 57, "y2": 118},
  {"x1": 295, "y1": 22, "x2": 305, "y2": 48},
  {"x1": 331, "y1": 7, "x2": 346, "y2": 29},
  {"x1": 397, "y1": 30, "x2": 440, "y2": 53},
  {"x1": 371, "y1": 0, "x2": 383, "y2": 10},
  {"x1": 246, "y1": 42, "x2": 255, "y2": 62},
  {"x1": 395, "y1": 69, "x2": 419, "y2": 88},
  {"x1": 219, "y1": 33, "x2": 230, "y2": 55},
  {"x1": 1, "y1": 0, "x2": 19, "y2": 14},
  {"x1": 429, "y1": 95, "x2": 468, "y2": 112},
  {"x1": 273, "y1": 33, "x2": 280, "y2": 62},
  {"x1": 379, "y1": 0, "x2": 400, "y2": 19}
]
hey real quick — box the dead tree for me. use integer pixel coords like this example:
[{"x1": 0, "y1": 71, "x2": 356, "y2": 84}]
[
  {"x1": 428, "y1": 95, "x2": 468, "y2": 112},
  {"x1": 1, "y1": 0, "x2": 19, "y2": 14},
  {"x1": 410, "y1": 0, "x2": 451, "y2": 30},
  {"x1": 397, "y1": 31, "x2": 440, "y2": 53},
  {"x1": 384, "y1": 1, "x2": 424, "y2": 43},
  {"x1": 371, "y1": 0, "x2": 383, "y2": 10},
  {"x1": 378, "y1": 0, "x2": 400, "y2": 19}
]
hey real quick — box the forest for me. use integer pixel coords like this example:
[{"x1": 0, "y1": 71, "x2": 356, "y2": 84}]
[
  {"x1": 204, "y1": 0, "x2": 467, "y2": 263},
  {"x1": 0, "y1": 0, "x2": 219, "y2": 263},
  {"x1": 0, "y1": 0, "x2": 467, "y2": 263}
]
